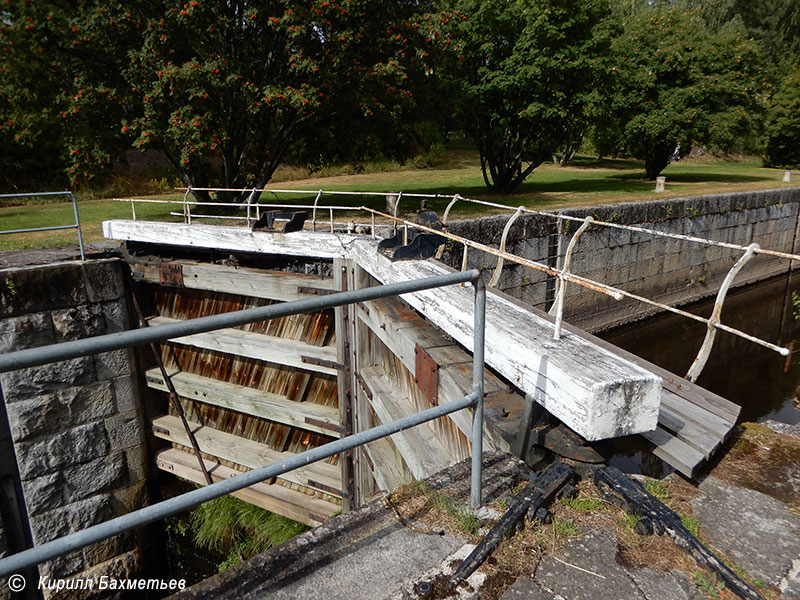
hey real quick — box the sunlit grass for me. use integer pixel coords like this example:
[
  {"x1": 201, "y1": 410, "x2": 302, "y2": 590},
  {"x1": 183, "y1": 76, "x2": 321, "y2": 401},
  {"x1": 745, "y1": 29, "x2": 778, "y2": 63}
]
[{"x1": 1, "y1": 148, "x2": 792, "y2": 252}]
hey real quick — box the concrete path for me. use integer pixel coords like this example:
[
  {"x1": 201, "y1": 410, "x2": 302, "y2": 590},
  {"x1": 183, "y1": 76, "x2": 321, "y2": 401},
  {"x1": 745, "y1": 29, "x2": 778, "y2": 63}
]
[{"x1": 174, "y1": 426, "x2": 800, "y2": 600}]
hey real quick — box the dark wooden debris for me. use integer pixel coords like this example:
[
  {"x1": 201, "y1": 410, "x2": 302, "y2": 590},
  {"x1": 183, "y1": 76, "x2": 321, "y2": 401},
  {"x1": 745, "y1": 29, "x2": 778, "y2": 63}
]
[
  {"x1": 594, "y1": 466, "x2": 764, "y2": 600},
  {"x1": 534, "y1": 424, "x2": 605, "y2": 463},
  {"x1": 447, "y1": 462, "x2": 574, "y2": 588}
]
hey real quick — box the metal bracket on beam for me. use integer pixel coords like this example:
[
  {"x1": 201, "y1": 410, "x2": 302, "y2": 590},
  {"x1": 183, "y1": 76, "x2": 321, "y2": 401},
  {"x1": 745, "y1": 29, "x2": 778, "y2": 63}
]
[
  {"x1": 414, "y1": 344, "x2": 439, "y2": 405},
  {"x1": 297, "y1": 286, "x2": 335, "y2": 296},
  {"x1": 304, "y1": 418, "x2": 344, "y2": 435},
  {"x1": 307, "y1": 479, "x2": 342, "y2": 497},
  {"x1": 300, "y1": 356, "x2": 344, "y2": 371},
  {"x1": 160, "y1": 262, "x2": 184, "y2": 288},
  {"x1": 356, "y1": 374, "x2": 373, "y2": 401}
]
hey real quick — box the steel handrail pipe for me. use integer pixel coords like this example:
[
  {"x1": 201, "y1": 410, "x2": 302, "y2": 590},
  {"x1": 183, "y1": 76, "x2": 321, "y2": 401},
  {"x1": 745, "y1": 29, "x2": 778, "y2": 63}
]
[
  {"x1": 470, "y1": 277, "x2": 486, "y2": 508},
  {"x1": 166, "y1": 186, "x2": 800, "y2": 263},
  {"x1": 164, "y1": 212, "x2": 389, "y2": 232},
  {"x1": 0, "y1": 391, "x2": 479, "y2": 578},
  {"x1": 0, "y1": 191, "x2": 75, "y2": 199},
  {"x1": 0, "y1": 225, "x2": 78, "y2": 235},
  {"x1": 0, "y1": 269, "x2": 481, "y2": 374},
  {"x1": 0, "y1": 191, "x2": 84, "y2": 260}
]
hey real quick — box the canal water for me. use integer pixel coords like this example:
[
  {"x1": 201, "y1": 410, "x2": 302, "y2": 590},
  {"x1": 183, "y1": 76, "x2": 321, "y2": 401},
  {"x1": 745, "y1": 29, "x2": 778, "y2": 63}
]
[{"x1": 600, "y1": 270, "x2": 800, "y2": 475}]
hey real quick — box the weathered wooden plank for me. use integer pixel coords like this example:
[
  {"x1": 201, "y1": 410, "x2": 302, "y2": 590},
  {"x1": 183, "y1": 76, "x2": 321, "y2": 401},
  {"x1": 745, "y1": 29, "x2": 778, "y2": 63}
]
[
  {"x1": 151, "y1": 414, "x2": 342, "y2": 496},
  {"x1": 356, "y1": 298, "x2": 506, "y2": 395},
  {"x1": 658, "y1": 392, "x2": 723, "y2": 459},
  {"x1": 148, "y1": 315, "x2": 338, "y2": 375},
  {"x1": 348, "y1": 240, "x2": 662, "y2": 442},
  {"x1": 658, "y1": 404, "x2": 722, "y2": 459},
  {"x1": 356, "y1": 297, "x2": 510, "y2": 452},
  {"x1": 361, "y1": 436, "x2": 409, "y2": 492},
  {"x1": 145, "y1": 367, "x2": 340, "y2": 437},
  {"x1": 154, "y1": 448, "x2": 339, "y2": 527},
  {"x1": 351, "y1": 263, "x2": 377, "y2": 503},
  {"x1": 334, "y1": 257, "x2": 356, "y2": 511},
  {"x1": 130, "y1": 261, "x2": 335, "y2": 302},
  {"x1": 639, "y1": 426, "x2": 706, "y2": 478},
  {"x1": 567, "y1": 320, "x2": 740, "y2": 425},
  {"x1": 359, "y1": 366, "x2": 453, "y2": 480},
  {"x1": 660, "y1": 392, "x2": 733, "y2": 439},
  {"x1": 103, "y1": 220, "x2": 358, "y2": 259}
]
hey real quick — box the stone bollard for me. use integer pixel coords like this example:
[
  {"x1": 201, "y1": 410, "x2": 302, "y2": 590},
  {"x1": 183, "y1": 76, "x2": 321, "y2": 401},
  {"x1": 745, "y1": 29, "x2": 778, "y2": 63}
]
[
  {"x1": 655, "y1": 176, "x2": 666, "y2": 192},
  {"x1": 784, "y1": 170, "x2": 792, "y2": 183}
]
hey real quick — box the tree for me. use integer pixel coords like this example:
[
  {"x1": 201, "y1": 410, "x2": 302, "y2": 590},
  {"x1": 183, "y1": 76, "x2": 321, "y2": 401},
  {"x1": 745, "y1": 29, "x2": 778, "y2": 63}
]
[
  {"x1": 1, "y1": 1, "x2": 426, "y2": 201},
  {"x1": 763, "y1": 64, "x2": 800, "y2": 169},
  {"x1": 428, "y1": 0, "x2": 610, "y2": 192},
  {"x1": 604, "y1": 6, "x2": 762, "y2": 179}
]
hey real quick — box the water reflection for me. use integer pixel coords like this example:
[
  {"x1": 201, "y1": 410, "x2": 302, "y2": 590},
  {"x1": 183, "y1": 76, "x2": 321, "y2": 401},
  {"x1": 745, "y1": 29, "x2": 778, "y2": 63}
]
[{"x1": 602, "y1": 270, "x2": 800, "y2": 426}]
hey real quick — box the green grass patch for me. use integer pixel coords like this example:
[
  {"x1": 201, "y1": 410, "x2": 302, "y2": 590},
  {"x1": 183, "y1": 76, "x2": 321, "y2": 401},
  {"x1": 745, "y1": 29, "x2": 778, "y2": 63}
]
[
  {"x1": 692, "y1": 570, "x2": 726, "y2": 599},
  {"x1": 552, "y1": 518, "x2": 581, "y2": 538},
  {"x1": 643, "y1": 478, "x2": 671, "y2": 501},
  {"x1": 680, "y1": 514, "x2": 701, "y2": 538},
  {"x1": 1, "y1": 148, "x2": 792, "y2": 252},
  {"x1": 429, "y1": 491, "x2": 481, "y2": 535},
  {"x1": 621, "y1": 511, "x2": 641, "y2": 532},
  {"x1": 559, "y1": 494, "x2": 604, "y2": 512},
  {"x1": 191, "y1": 495, "x2": 308, "y2": 572},
  {"x1": 0, "y1": 196, "x2": 176, "y2": 252}
]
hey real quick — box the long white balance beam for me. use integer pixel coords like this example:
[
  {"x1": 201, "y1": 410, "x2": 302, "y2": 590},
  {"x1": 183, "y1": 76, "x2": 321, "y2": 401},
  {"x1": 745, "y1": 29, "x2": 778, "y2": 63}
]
[{"x1": 103, "y1": 221, "x2": 661, "y2": 440}]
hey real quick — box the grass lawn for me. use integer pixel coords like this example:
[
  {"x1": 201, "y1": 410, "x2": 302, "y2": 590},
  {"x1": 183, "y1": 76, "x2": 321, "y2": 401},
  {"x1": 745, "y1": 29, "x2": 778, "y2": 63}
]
[{"x1": 0, "y1": 149, "x2": 793, "y2": 252}]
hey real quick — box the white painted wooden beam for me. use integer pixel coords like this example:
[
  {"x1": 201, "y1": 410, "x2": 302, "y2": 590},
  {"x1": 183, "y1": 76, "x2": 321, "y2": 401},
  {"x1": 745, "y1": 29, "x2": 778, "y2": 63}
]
[
  {"x1": 131, "y1": 261, "x2": 335, "y2": 302},
  {"x1": 348, "y1": 240, "x2": 661, "y2": 441},
  {"x1": 106, "y1": 221, "x2": 662, "y2": 441},
  {"x1": 103, "y1": 220, "x2": 357, "y2": 259}
]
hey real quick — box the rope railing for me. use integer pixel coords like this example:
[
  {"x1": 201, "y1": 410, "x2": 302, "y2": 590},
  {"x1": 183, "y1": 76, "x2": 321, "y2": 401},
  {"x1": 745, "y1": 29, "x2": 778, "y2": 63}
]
[{"x1": 116, "y1": 186, "x2": 795, "y2": 379}]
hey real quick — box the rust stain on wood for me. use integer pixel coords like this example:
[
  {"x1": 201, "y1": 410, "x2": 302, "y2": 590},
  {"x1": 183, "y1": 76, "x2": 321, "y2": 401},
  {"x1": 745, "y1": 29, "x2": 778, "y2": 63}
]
[
  {"x1": 160, "y1": 262, "x2": 184, "y2": 287},
  {"x1": 414, "y1": 343, "x2": 439, "y2": 405}
]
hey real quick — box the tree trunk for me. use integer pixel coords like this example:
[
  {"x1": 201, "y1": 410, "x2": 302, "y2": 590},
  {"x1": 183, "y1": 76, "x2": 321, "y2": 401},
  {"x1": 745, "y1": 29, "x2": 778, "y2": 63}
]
[{"x1": 644, "y1": 145, "x2": 673, "y2": 180}]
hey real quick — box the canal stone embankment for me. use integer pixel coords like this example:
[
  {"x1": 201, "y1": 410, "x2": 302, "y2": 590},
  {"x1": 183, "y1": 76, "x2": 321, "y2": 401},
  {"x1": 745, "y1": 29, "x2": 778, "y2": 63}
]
[
  {"x1": 444, "y1": 187, "x2": 800, "y2": 332},
  {"x1": 0, "y1": 250, "x2": 149, "y2": 596}
]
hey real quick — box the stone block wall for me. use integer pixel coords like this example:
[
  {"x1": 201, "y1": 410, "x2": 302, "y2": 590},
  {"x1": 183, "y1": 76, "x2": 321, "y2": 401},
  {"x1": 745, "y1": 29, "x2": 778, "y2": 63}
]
[
  {"x1": 443, "y1": 187, "x2": 800, "y2": 332},
  {"x1": 0, "y1": 258, "x2": 148, "y2": 592}
]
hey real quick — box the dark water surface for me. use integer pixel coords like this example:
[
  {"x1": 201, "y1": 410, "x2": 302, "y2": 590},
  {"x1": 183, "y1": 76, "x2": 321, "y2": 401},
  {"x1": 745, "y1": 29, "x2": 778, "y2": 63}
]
[
  {"x1": 602, "y1": 270, "x2": 800, "y2": 426},
  {"x1": 600, "y1": 271, "x2": 800, "y2": 476}
]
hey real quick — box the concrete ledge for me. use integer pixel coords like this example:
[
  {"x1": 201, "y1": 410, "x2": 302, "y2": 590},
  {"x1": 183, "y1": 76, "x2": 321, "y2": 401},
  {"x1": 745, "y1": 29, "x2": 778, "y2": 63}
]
[{"x1": 172, "y1": 452, "x2": 529, "y2": 600}]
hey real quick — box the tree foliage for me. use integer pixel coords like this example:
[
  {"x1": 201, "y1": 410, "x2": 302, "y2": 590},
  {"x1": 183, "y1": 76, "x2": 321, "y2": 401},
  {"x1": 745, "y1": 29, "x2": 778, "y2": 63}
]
[
  {"x1": 603, "y1": 5, "x2": 761, "y2": 179},
  {"x1": 763, "y1": 64, "x2": 800, "y2": 169},
  {"x1": 1, "y1": 1, "x2": 426, "y2": 200},
  {"x1": 429, "y1": 0, "x2": 610, "y2": 192}
]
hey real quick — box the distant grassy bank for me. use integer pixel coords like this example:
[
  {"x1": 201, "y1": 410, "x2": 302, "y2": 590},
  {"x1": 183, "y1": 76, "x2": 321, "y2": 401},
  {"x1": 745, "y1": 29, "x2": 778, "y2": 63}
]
[{"x1": 1, "y1": 149, "x2": 793, "y2": 252}]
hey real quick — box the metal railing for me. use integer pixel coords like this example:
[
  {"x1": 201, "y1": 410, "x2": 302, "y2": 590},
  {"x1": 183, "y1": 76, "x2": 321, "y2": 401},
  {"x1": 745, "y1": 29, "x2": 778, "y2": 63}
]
[
  {"x1": 114, "y1": 185, "x2": 799, "y2": 381},
  {"x1": 0, "y1": 191, "x2": 85, "y2": 260},
  {"x1": 0, "y1": 269, "x2": 486, "y2": 578}
]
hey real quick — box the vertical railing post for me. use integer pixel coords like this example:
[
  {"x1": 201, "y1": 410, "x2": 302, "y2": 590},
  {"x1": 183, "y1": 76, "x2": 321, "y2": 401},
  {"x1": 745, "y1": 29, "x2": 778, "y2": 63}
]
[
  {"x1": 69, "y1": 192, "x2": 85, "y2": 261},
  {"x1": 470, "y1": 275, "x2": 486, "y2": 508}
]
